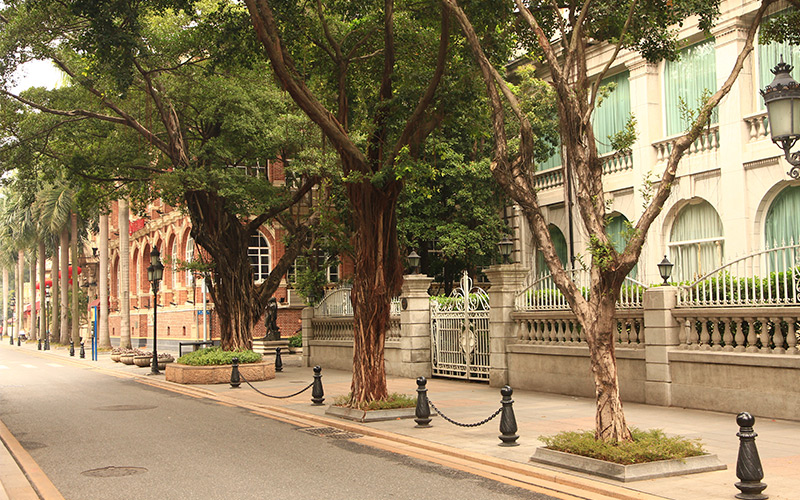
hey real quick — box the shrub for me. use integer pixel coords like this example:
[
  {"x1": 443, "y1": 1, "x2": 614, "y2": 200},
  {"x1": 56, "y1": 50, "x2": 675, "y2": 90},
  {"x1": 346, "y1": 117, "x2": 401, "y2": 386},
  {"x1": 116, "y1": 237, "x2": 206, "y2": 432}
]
[
  {"x1": 177, "y1": 347, "x2": 262, "y2": 366},
  {"x1": 288, "y1": 331, "x2": 302, "y2": 348},
  {"x1": 540, "y1": 428, "x2": 706, "y2": 465}
]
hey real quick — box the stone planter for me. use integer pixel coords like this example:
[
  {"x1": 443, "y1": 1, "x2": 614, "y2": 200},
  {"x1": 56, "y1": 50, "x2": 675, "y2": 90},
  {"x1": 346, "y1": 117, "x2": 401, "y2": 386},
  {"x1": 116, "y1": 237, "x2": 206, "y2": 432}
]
[
  {"x1": 530, "y1": 448, "x2": 726, "y2": 482},
  {"x1": 133, "y1": 355, "x2": 152, "y2": 367},
  {"x1": 120, "y1": 354, "x2": 136, "y2": 365},
  {"x1": 165, "y1": 361, "x2": 275, "y2": 385},
  {"x1": 158, "y1": 358, "x2": 174, "y2": 370},
  {"x1": 110, "y1": 353, "x2": 122, "y2": 362}
]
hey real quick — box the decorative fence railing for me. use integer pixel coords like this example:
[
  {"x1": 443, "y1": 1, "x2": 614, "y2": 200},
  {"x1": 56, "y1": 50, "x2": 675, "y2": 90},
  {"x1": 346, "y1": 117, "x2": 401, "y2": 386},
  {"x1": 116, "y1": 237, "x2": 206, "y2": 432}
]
[
  {"x1": 672, "y1": 307, "x2": 799, "y2": 354},
  {"x1": 512, "y1": 309, "x2": 644, "y2": 347},
  {"x1": 533, "y1": 167, "x2": 564, "y2": 191},
  {"x1": 677, "y1": 243, "x2": 800, "y2": 307},
  {"x1": 653, "y1": 125, "x2": 719, "y2": 163},
  {"x1": 743, "y1": 111, "x2": 770, "y2": 143},
  {"x1": 314, "y1": 286, "x2": 402, "y2": 317},
  {"x1": 515, "y1": 267, "x2": 647, "y2": 311},
  {"x1": 600, "y1": 149, "x2": 633, "y2": 175},
  {"x1": 310, "y1": 315, "x2": 401, "y2": 342}
]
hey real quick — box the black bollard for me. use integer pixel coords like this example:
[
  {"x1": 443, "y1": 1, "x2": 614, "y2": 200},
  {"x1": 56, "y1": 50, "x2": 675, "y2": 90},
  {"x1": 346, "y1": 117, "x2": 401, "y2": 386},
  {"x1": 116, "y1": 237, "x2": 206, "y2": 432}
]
[
  {"x1": 80, "y1": 342, "x2": 85, "y2": 359},
  {"x1": 44, "y1": 334, "x2": 50, "y2": 350},
  {"x1": 735, "y1": 412, "x2": 768, "y2": 499},
  {"x1": 69, "y1": 340, "x2": 74, "y2": 356},
  {"x1": 38, "y1": 338, "x2": 42, "y2": 350},
  {"x1": 230, "y1": 357, "x2": 241, "y2": 388},
  {"x1": 498, "y1": 385, "x2": 519, "y2": 447},
  {"x1": 275, "y1": 347, "x2": 283, "y2": 373},
  {"x1": 17, "y1": 334, "x2": 20, "y2": 346},
  {"x1": 414, "y1": 377, "x2": 432, "y2": 428},
  {"x1": 311, "y1": 366, "x2": 324, "y2": 405}
]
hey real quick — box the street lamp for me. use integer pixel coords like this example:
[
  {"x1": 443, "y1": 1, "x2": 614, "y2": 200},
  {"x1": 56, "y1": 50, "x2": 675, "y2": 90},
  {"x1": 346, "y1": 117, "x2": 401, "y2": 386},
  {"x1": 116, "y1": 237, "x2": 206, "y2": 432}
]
[
  {"x1": 760, "y1": 57, "x2": 800, "y2": 178},
  {"x1": 658, "y1": 255, "x2": 674, "y2": 285},
  {"x1": 9, "y1": 296, "x2": 14, "y2": 345},
  {"x1": 407, "y1": 251, "x2": 421, "y2": 275},
  {"x1": 498, "y1": 236, "x2": 514, "y2": 264},
  {"x1": 147, "y1": 247, "x2": 164, "y2": 375},
  {"x1": 44, "y1": 287, "x2": 51, "y2": 350}
]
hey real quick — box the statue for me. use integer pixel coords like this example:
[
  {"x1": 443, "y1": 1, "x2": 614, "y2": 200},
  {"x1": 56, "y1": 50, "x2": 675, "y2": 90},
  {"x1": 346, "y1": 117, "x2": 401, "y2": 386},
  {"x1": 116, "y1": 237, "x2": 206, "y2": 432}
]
[{"x1": 264, "y1": 297, "x2": 280, "y2": 341}]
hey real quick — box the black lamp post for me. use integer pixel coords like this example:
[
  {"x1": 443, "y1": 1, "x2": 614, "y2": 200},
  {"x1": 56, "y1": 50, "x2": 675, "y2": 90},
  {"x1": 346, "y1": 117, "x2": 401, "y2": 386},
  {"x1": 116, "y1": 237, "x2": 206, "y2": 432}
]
[
  {"x1": 44, "y1": 287, "x2": 50, "y2": 350},
  {"x1": 760, "y1": 57, "x2": 800, "y2": 178},
  {"x1": 658, "y1": 255, "x2": 674, "y2": 285},
  {"x1": 147, "y1": 247, "x2": 164, "y2": 375},
  {"x1": 498, "y1": 236, "x2": 514, "y2": 264},
  {"x1": 9, "y1": 297, "x2": 14, "y2": 345},
  {"x1": 407, "y1": 251, "x2": 421, "y2": 275}
]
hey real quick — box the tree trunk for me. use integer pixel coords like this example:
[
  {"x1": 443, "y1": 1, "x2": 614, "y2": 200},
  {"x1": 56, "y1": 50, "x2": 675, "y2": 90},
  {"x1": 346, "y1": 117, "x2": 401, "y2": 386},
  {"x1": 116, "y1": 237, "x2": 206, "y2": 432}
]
[
  {"x1": 29, "y1": 250, "x2": 37, "y2": 341},
  {"x1": 118, "y1": 198, "x2": 131, "y2": 349},
  {"x1": 583, "y1": 297, "x2": 631, "y2": 442},
  {"x1": 17, "y1": 252, "x2": 23, "y2": 338},
  {"x1": 51, "y1": 243, "x2": 59, "y2": 343},
  {"x1": 59, "y1": 229, "x2": 69, "y2": 344},
  {"x1": 38, "y1": 241, "x2": 46, "y2": 343},
  {"x1": 2, "y1": 267, "x2": 7, "y2": 340},
  {"x1": 347, "y1": 181, "x2": 403, "y2": 403},
  {"x1": 99, "y1": 212, "x2": 110, "y2": 348},
  {"x1": 71, "y1": 213, "x2": 79, "y2": 345}
]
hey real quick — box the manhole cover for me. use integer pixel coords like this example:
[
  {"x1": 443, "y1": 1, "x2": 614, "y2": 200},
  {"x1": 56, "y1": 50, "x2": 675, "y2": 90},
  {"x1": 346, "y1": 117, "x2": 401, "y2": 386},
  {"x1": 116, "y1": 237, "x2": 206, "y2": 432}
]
[
  {"x1": 81, "y1": 466, "x2": 148, "y2": 478},
  {"x1": 93, "y1": 405, "x2": 157, "y2": 412},
  {"x1": 19, "y1": 441, "x2": 47, "y2": 450},
  {"x1": 299, "y1": 427, "x2": 362, "y2": 440}
]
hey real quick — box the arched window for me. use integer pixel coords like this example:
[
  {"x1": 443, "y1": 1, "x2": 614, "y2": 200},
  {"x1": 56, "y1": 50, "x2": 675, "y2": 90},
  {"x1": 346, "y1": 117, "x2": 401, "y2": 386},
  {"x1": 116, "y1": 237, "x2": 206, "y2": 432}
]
[
  {"x1": 249, "y1": 231, "x2": 271, "y2": 282},
  {"x1": 535, "y1": 224, "x2": 569, "y2": 276},
  {"x1": 185, "y1": 236, "x2": 194, "y2": 286},
  {"x1": 669, "y1": 200, "x2": 724, "y2": 281},
  {"x1": 607, "y1": 214, "x2": 637, "y2": 278},
  {"x1": 170, "y1": 238, "x2": 178, "y2": 289},
  {"x1": 765, "y1": 185, "x2": 800, "y2": 248}
]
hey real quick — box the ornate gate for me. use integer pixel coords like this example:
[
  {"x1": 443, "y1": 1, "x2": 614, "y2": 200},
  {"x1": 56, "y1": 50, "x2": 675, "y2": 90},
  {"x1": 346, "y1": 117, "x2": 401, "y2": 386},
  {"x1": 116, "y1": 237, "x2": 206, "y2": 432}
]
[{"x1": 430, "y1": 272, "x2": 490, "y2": 381}]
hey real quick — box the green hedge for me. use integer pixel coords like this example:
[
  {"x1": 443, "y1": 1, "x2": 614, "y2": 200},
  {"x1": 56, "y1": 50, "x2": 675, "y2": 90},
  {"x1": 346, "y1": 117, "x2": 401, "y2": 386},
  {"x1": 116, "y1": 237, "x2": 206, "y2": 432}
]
[
  {"x1": 680, "y1": 269, "x2": 800, "y2": 302},
  {"x1": 177, "y1": 347, "x2": 262, "y2": 366}
]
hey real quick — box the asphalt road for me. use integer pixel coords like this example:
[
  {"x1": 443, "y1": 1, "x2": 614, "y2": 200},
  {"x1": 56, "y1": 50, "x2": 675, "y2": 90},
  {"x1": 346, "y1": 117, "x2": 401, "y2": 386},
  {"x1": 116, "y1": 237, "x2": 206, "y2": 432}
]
[{"x1": 0, "y1": 347, "x2": 558, "y2": 500}]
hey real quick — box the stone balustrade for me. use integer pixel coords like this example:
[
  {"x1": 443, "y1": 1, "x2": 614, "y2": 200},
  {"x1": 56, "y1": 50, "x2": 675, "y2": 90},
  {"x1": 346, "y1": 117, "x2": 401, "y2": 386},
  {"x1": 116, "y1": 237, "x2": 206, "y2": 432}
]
[{"x1": 653, "y1": 126, "x2": 719, "y2": 163}]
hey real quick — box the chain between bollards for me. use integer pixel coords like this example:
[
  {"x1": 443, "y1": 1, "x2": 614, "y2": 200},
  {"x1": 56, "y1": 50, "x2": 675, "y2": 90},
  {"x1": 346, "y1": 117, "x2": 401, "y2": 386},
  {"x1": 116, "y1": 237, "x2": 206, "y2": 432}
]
[
  {"x1": 735, "y1": 412, "x2": 768, "y2": 500},
  {"x1": 275, "y1": 347, "x2": 283, "y2": 372},
  {"x1": 230, "y1": 357, "x2": 241, "y2": 388}
]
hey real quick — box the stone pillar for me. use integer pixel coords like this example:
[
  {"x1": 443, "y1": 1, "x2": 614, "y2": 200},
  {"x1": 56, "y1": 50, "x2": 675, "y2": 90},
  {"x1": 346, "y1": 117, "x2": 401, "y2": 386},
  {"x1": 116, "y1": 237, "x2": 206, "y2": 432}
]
[
  {"x1": 643, "y1": 286, "x2": 680, "y2": 406},
  {"x1": 399, "y1": 274, "x2": 434, "y2": 378},
  {"x1": 484, "y1": 264, "x2": 528, "y2": 388},
  {"x1": 301, "y1": 306, "x2": 314, "y2": 368}
]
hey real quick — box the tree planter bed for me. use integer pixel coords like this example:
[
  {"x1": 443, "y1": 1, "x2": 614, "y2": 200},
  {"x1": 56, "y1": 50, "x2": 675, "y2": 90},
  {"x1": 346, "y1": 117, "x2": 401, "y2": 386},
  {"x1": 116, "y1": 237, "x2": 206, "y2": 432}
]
[
  {"x1": 165, "y1": 362, "x2": 275, "y2": 384},
  {"x1": 530, "y1": 448, "x2": 726, "y2": 482},
  {"x1": 325, "y1": 406, "x2": 418, "y2": 423}
]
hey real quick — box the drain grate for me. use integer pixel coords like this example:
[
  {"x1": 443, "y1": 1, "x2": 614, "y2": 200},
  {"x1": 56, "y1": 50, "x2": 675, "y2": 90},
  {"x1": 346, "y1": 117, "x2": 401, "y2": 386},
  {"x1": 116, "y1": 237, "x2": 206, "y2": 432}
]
[
  {"x1": 299, "y1": 427, "x2": 362, "y2": 440},
  {"x1": 93, "y1": 405, "x2": 157, "y2": 412},
  {"x1": 81, "y1": 466, "x2": 148, "y2": 478}
]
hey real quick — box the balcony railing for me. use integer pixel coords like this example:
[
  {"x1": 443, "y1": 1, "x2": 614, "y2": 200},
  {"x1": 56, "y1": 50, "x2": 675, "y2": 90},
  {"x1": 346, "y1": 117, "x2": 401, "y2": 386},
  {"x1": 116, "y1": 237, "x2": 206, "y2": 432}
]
[{"x1": 653, "y1": 125, "x2": 719, "y2": 163}]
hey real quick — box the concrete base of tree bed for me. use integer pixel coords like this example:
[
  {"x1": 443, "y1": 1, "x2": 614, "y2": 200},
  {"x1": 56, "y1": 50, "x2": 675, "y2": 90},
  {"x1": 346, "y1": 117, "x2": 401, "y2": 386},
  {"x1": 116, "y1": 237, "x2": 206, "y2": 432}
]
[
  {"x1": 530, "y1": 448, "x2": 726, "y2": 482},
  {"x1": 165, "y1": 362, "x2": 275, "y2": 385},
  {"x1": 325, "y1": 406, "x2": 419, "y2": 423}
]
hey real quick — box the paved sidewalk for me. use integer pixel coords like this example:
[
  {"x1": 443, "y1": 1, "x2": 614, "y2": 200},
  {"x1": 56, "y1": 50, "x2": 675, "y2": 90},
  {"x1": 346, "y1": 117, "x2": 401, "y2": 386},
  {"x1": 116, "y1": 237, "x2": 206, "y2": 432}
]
[{"x1": 3, "y1": 341, "x2": 799, "y2": 500}]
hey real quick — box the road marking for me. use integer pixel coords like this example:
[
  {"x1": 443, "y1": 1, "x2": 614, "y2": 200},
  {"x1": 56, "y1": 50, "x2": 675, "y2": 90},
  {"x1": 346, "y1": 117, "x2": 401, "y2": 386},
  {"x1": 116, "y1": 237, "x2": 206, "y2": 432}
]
[
  {"x1": 46, "y1": 363, "x2": 64, "y2": 368},
  {"x1": 0, "y1": 365, "x2": 9, "y2": 369},
  {"x1": 21, "y1": 364, "x2": 37, "y2": 369}
]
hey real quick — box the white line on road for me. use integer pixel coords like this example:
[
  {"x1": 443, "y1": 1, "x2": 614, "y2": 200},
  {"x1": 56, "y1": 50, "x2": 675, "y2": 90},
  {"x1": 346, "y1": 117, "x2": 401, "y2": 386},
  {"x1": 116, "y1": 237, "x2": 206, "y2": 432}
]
[
  {"x1": 0, "y1": 365, "x2": 8, "y2": 369},
  {"x1": 46, "y1": 363, "x2": 64, "y2": 368},
  {"x1": 21, "y1": 364, "x2": 37, "y2": 368}
]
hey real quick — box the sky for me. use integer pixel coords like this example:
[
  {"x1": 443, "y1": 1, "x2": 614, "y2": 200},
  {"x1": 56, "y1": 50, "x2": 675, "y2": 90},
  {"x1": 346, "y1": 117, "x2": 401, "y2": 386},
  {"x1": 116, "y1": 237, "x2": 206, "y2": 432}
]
[{"x1": 10, "y1": 59, "x2": 63, "y2": 93}]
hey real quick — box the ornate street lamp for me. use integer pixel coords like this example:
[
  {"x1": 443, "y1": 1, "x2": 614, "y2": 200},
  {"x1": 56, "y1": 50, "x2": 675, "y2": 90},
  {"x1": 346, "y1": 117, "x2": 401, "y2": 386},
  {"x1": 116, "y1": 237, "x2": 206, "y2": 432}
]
[
  {"x1": 760, "y1": 57, "x2": 800, "y2": 178},
  {"x1": 407, "y1": 250, "x2": 421, "y2": 275},
  {"x1": 9, "y1": 296, "x2": 15, "y2": 345},
  {"x1": 657, "y1": 255, "x2": 674, "y2": 285},
  {"x1": 498, "y1": 236, "x2": 514, "y2": 264},
  {"x1": 147, "y1": 247, "x2": 164, "y2": 375}
]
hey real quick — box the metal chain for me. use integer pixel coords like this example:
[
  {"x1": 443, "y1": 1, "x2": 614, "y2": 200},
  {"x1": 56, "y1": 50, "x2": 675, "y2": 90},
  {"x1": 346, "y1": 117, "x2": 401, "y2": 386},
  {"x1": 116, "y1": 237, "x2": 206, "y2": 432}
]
[
  {"x1": 427, "y1": 399, "x2": 502, "y2": 428},
  {"x1": 239, "y1": 372, "x2": 314, "y2": 399}
]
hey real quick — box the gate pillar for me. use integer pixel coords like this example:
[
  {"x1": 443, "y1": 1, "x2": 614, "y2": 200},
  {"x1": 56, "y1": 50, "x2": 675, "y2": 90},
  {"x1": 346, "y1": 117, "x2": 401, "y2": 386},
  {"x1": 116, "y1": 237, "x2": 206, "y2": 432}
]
[
  {"x1": 399, "y1": 274, "x2": 435, "y2": 378},
  {"x1": 484, "y1": 264, "x2": 528, "y2": 387}
]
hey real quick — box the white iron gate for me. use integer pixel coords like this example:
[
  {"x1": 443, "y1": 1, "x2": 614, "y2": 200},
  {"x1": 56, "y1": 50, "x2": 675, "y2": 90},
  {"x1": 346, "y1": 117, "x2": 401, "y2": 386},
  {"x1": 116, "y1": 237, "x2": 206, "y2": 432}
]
[{"x1": 430, "y1": 272, "x2": 490, "y2": 381}]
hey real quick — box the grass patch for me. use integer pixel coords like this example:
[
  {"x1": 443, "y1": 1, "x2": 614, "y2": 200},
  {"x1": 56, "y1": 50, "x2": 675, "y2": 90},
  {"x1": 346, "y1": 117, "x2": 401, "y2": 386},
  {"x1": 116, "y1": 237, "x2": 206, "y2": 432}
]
[
  {"x1": 333, "y1": 393, "x2": 417, "y2": 411},
  {"x1": 177, "y1": 346, "x2": 262, "y2": 366},
  {"x1": 540, "y1": 428, "x2": 706, "y2": 465}
]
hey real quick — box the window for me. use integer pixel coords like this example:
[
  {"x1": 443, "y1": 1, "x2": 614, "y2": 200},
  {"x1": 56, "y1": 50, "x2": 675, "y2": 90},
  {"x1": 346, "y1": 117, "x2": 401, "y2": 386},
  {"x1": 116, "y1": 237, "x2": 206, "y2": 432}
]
[
  {"x1": 249, "y1": 231, "x2": 271, "y2": 282},
  {"x1": 593, "y1": 71, "x2": 631, "y2": 155},
  {"x1": 664, "y1": 40, "x2": 718, "y2": 136},
  {"x1": 765, "y1": 185, "x2": 800, "y2": 248},
  {"x1": 535, "y1": 224, "x2": 569, "y2": 276},
  {"x1": 607, "y1": 214, "x2": 637, "y2": 278},
  {"x1": 757, "y1": 10, "x2": 800, "y2": 110},
  {"x1": 185, "y1": 236, "x2": 194, "y2": 286},
  {"x1": 668, "y1": 200, "x2": 724, "y2": 281},
  {"x1": 287, "y1": 255, "x2": 340, "y2": 284},
  {"x1": 170, "y1": 239, "x2": 178, "y2": 289}
]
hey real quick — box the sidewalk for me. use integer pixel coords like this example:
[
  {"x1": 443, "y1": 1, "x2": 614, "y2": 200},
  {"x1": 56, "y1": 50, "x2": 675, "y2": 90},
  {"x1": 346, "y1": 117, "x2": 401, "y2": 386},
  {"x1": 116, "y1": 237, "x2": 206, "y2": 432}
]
[{"x1": 3, "y1": 341, "x2": 799, "y2": 500}]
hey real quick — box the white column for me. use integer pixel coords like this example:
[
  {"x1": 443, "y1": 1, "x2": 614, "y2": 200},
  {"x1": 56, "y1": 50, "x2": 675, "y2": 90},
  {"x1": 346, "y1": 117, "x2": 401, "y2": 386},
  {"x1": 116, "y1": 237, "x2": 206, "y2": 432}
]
[
  {"x1": 484, "y1": 264, "x2": 528, "y2": 387},
  {"x1": 398, "y1": 274, "x2": 434, "y2": 378},
  {"x1": 643, "y1": 286, "x2": 680, "y2": 406}
]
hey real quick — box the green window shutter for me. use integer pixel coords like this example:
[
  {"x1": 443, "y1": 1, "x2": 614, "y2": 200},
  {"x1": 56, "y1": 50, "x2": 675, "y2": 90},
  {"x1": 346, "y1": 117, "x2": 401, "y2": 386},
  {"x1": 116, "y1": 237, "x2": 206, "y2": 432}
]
[
  {"x1": 765, "y1": 185, "x2": 800, "y2": 248},
  {"x1": 757, "y1": 12, "x2": 800, "y2": 110},
  {"x1": 536, "y1": 224, "x2": 568, "y2": 276},
  {"x1": 669, "y1": 200, "x2": 724, "y2": 281},
  {"x1": 593, "y1": 71, "x2": 631, "y2": 155},
  {"x1": 664, "y1": 40, "x2": 718, "y2": 136}
]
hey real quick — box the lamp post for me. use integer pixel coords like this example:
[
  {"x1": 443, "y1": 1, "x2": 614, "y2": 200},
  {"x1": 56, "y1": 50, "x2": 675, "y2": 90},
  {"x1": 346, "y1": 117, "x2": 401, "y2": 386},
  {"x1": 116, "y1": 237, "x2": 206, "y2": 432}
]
[
  {"x1": 407, "y1": 251, "x2": 421, "y2": 275},
  {"x1": 498, "y1": 236, "x2": 514, "y2": 264},
  {"x1": 44, "y1": 287, "x2": 50, "y2": 350},
  {"x1": 147, "y1": 247, "x2": 164, "y2": 375},
  {"x1": 9, "y1": 297, "x2": 14, "y2": 345},
  {"x1": 760, "y1": 58, "x2": 800, "y2": 177},
  {"x1": 658, "y1": 255, "x2": 674, "y2": 285}
]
